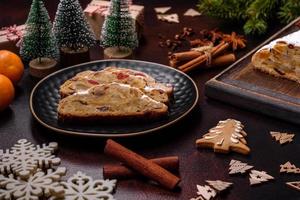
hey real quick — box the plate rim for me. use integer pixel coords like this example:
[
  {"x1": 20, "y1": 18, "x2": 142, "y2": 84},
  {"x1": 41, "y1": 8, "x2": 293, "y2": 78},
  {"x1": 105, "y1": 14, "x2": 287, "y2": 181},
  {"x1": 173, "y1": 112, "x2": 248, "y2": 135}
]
[{"x1": 29, "y1": 59, "x2": 199, "y2": 137}]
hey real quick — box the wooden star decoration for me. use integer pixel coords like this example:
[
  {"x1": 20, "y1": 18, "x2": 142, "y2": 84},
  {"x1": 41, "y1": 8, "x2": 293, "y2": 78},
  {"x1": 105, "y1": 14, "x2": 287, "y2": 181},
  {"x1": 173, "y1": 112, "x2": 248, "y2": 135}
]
[{"x1": 270, "y1": 131, "x2": 295, "y2": 145}]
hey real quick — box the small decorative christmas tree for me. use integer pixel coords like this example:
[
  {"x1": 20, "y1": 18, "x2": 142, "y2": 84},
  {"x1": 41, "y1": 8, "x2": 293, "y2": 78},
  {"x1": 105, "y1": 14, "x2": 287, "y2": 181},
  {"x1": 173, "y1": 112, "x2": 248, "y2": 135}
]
[
  {"x1": 100, "y1": 0, "x2": 138, "y2": 58},
  {"x1": 53, "y1": 0, "x2": 96, "y2": 52},
  {"x1": 20, "y1": 0, "x2": 59, "y2": 63}
]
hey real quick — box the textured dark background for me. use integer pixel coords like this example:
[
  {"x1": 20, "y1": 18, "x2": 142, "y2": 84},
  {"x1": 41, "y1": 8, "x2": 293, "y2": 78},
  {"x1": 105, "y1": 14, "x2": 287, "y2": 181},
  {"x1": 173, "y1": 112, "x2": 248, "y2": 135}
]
[{"x1": 0, "y1": 0, "x2": 299, "y2": 199}]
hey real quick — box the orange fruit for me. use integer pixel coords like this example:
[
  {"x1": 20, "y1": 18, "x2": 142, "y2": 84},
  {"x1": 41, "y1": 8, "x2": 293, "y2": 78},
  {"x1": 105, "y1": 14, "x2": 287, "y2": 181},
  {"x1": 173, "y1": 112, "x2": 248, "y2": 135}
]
[
  {"x1": 0, "y1": 74, "x2": 15, "y2": 111},
  {"x1": 0, "y1": 50, "x2": 24, "y2": 85}
]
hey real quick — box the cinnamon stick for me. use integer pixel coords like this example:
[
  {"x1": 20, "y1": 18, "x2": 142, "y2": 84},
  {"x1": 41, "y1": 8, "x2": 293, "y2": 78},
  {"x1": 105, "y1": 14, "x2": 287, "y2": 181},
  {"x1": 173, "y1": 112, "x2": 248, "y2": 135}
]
[
  {"x1": 104, "y1": 139, "x2": 180, "y2": 190},
  {"x1": 178, "y1": 42, "x2": 229, "y2": 73},
  {"x1": 103, "y1": 156, "x2": 179, "y2": 179},
  {"x1": 206, "y1": 53, "x2": 236, "y2": 68},
  {"x1": 170, "y1": 51, "x2": 202, "y2": 62},
  {"x1": 189, "y1": 39, "x2": 213, "y2": 47}
]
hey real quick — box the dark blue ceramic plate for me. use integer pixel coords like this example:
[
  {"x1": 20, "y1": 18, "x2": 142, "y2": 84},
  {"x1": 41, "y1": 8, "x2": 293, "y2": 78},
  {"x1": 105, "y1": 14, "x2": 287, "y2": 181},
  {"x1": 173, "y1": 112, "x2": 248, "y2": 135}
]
[{"x1": 30, "y1": 60, "x2": 199, "y2": 137}]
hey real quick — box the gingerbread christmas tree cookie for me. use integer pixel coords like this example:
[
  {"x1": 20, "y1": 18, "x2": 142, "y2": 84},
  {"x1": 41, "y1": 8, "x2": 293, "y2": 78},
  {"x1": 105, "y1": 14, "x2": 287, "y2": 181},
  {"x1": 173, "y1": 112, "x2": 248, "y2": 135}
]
[{"x1": 196, "y1": 119, "x2": 250, "y2": 155}]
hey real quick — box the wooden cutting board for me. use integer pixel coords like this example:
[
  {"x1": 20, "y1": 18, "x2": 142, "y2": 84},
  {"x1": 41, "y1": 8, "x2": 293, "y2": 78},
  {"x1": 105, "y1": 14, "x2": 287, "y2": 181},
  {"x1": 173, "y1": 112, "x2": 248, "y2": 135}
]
[{"x1": 205, "y1": 17, "x2": 300, "y2": 125}]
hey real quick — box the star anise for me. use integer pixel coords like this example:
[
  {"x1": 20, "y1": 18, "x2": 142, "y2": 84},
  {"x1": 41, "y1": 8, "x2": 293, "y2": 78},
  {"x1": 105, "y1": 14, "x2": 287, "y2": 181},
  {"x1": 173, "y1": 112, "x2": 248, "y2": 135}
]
[
  {"x1": 222, "y1": 32, "x2": 247, "y2": 51},
  {"x1": 208, "y1": 29, "x2": 224, "y2": 44}
]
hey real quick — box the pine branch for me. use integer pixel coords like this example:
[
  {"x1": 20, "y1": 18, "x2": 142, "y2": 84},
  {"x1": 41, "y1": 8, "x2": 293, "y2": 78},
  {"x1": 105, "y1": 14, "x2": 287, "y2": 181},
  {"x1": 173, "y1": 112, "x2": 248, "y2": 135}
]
[
  {"x1": 197, "y1": 0, "x2": 252, "y2": 21},
  {"x1": 278, "y1": 0, "x2": 300, "y2": 23},
  {"x1": 197, "y1": 0, "x2": 300, "y2": 35},
  {"x1": 244, "y1": 0, "x2": 279, "y2": 35}
]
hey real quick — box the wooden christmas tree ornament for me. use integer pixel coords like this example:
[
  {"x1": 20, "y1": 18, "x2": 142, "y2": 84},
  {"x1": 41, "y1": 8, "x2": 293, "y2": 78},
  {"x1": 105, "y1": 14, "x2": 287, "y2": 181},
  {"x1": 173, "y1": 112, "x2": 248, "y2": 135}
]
[
  {"x1": 286, "y1": 181, "x2": 300, "y2": 191},
  {"x1": 229, "y1": 159, "x2": 253, "y2": 175},
  {"x1": 249, "y1": 170, "x2": 274, "y2": 186},
  {"x1": 184, "y1": 9, "x2": 202, "y2": 17},
  {"x1": 196, "y1": 119, "x2": 251, "y2": 155},
  {"x1": 280, "y1": 161, "x2": 300, "y2": 174},
  {"x1": 195, "y1": 185, "x2": 217, "y2": 200},
  {"x1": 154, "y1": 7, "x2": 171, "y2": 14},
  {"x1": 270, "y1": 131, "x2": 295, "y2": 145},
  {"x1": 190, "y1": 180, "x2": 233, "y2": 200},
  {"x1": 206, "y1": 180, "x2": 233, "y2": 192}
]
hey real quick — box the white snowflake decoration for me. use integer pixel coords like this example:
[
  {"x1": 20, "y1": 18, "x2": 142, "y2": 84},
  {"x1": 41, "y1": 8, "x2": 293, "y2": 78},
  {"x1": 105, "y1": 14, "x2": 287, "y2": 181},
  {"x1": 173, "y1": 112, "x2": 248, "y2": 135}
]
[
  {"x1": 53, "y1": 171, "x2": 116, "y2": 200},
  {"x1": 0, "y1": 139, "x2": 61, "y2": 179},
  {"x1": 0, "y1": 167, "x2": 66, "y2": 200}
]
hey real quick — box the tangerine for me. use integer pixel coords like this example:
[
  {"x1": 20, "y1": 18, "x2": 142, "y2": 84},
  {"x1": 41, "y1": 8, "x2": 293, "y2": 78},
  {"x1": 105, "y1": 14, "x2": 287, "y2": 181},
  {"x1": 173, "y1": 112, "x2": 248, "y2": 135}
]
[
  {"x1": 0, "y1": 50, "x2": 24, "y2": 85},
  {"x1": 0, "y1": 74, "x2": 15, "y2": 111}
]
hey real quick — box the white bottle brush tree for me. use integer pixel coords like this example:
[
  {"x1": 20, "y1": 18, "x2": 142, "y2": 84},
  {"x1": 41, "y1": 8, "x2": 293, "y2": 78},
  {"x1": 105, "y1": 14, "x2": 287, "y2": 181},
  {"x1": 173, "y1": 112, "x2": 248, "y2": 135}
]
[
  {"x1": 100, "y1": 0, "x2": 138, "y2": 58},
  {"x1": 53, "y1": 0, "x2": 96, "y2": 52},
  {"x1": 20, "y1": 0, "x2": 59, "y2": 63}
]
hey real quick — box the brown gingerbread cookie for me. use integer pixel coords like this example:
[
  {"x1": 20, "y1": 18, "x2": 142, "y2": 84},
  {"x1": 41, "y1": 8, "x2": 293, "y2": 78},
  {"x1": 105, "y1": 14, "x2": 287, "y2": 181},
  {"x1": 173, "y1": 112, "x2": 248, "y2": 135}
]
[{"x1": 196, "y1": 119, "x2": 250, "y2": 155}]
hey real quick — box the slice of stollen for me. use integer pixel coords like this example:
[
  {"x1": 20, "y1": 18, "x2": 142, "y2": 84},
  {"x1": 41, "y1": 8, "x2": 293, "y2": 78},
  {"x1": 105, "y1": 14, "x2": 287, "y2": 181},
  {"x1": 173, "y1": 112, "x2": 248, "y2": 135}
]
[
  {"x1": 59, "y1": 67, "x2": 173, "y2": 104},
  {"x1": 58, "y1": 83, "x2": 168, "y2": 121},
  {"x1": 252, "y1": 30, "x2": 300, "y2": 83}
]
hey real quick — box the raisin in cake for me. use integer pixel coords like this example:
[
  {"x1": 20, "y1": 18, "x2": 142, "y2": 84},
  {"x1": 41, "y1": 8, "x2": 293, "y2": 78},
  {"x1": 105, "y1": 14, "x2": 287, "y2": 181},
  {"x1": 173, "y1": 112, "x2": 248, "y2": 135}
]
[
  {"x1": 60, "y1": 67, "x2": 173, "y2": 104},
  {"x1": 252, "y1": 30, "x2": 300, "y2": 83},
  {"x1": 58, "y1": 83, "x2": 168, "y2": 121}
]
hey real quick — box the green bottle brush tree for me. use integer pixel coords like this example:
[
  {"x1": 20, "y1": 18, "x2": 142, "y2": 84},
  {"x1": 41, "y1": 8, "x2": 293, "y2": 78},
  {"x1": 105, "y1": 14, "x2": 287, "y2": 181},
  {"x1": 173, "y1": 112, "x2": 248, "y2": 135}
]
[
  {"x1": 100, "y1": 0, "x2": 138, "y2": 59},
  {"x1": 198, "y1": 0, "x2": 300, "y2": 35},
  {"x1": 53, "y1": 0, "x2": 96, "y2": 66},
  {"x1": 20, "y1": 0, "x2": 59, "y2": 78}
]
